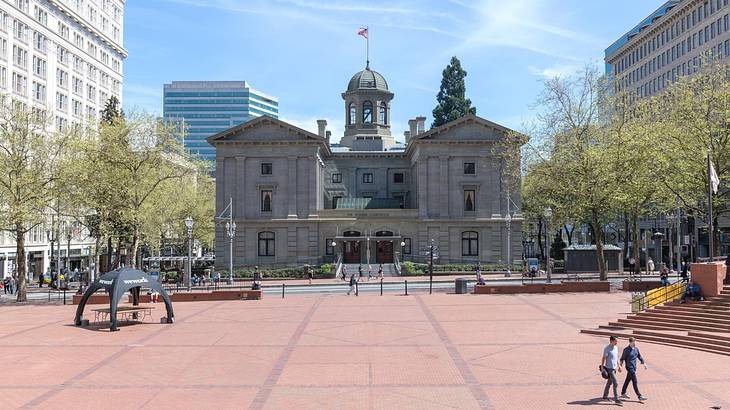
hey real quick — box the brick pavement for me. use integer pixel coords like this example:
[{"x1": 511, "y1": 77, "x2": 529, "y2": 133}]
[{"x1": 0, "y1": 291, "x2": 728, "y2": 409}]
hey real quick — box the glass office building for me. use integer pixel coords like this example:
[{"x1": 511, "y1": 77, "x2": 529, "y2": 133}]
[{"x1": 163, "y1": 81, "x2": 279, "y2": 163}]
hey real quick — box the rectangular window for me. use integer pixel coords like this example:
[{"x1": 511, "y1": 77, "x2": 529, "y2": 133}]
[
  {"x1": 325, "y1": 238, "x2": 334, "y2": 255},
  {"x1": 393, "y1": 172, "x2": 404, "y2": 184},
  {"x1": 464, "y1": 162, "x2": 476, "y2": 175},
  {"x1": 464, "y1": 189, "x2": 476, "y2": 212},
  {"x1": 331, "y1": 173, "x2": 342, "y2": 183},
  {"x1": 363, "y1": 173, "x2": 373, "y2": 183},
  {"x1": 261, "y1": 162, "x2": 272, "y2": 175},
  {"x1": 332, "y1": 196, "x2": 341, "y2": 209},
  {"x1": 258, "y1": 232, "x2": 275, "y2": 256},
  {"x1": 462, "y1": 231, "x2": 479, "y2": 257},
  {"x1": 261, "y1": 190, "x2": 272, "y2": 212}
]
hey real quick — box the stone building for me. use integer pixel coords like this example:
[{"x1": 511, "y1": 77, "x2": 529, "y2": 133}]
[{"x1": 208, "y1": 64, "x2": 523, "y2": 270}]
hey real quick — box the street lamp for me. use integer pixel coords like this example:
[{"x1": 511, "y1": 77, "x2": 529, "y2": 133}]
[
  {"x1": 505, "y1": 213, "x2": 513, "y2": 277},
  {"x1": 185, "y1": 216, "x2": 194, "y2": 291},
  {"x1": 225, "y1": 220, "x2": 236, "y2": 285},
  {"x1": 544, "y1": 207, "x2": 553, "y2": 283}
]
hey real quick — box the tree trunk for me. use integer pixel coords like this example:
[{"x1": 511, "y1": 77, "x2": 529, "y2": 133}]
[
  {"x1": 129, "y1": 228, "x2": 139, "y2": 269},
  {"x1": 632, "y1": 215, "x2": 641, "y2": 275},
  {"x1": 107, "y1": 236, "x2": 113, "y2": 271},
  {"x1": 564, "y1": 224, "x2": 574, "y2": 246},
  {"x1": 15, "y1": 223, "x2": 27, "y2": 302},
  {"x1": 115, "y1": 237, "x2": 122, "y2": 268},
  {"x1": 591, "y1": 213, "x2": 608, "y2": 281},
  {"x1": 623, "y1": 215, "x2": 630, "y2": 260}
]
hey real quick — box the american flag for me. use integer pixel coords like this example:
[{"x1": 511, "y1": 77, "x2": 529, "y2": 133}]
[{"x1": 358, "y1": 27, "x2": 368, "y2": 39}]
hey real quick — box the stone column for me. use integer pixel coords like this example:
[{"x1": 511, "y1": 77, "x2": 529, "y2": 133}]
[
  {"x1": 235, "y1": 156, "x2": 246, "y2": 219},
  {"x1": 440, "y1": 156, "x2": 449, "y2": 217},
  {"x1": 288, "y1": 156, "x2": 297, "y2": 218},
  {"x1": 417, "y1": 159, "x2": 429, "y2": 218}
]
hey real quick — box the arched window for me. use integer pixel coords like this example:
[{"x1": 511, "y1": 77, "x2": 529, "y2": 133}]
[
  {"x1": 362, "y1": 100, "x2": 372, "y2": 124},
  {"x1": 461, "y1": 231, "x2": 479, "y2": 256},
  {"x1": 258, "y1": 231, "x2": 275, "y2": 256},
  {"x1": 348, "y1": 102, "x2": 356, "y2": 125},
  {"x1": 378, "y1": 102, "x2": 387, "y2": 124}
]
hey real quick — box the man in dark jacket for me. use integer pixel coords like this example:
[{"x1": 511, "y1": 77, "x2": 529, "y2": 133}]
[{"x1": 620, "y1": 337, "x2": 647, "y2": 401}]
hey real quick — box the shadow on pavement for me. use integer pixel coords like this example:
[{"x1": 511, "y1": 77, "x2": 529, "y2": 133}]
[{"x1": 566, "y1": 397, "x2": 626, "y2": 406}]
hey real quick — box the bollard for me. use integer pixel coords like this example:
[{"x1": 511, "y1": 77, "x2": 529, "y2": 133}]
[
  {"x1": 47, "y1": 289, "x2": 50, "y2": 302},
  {"x1": 405, "y1": 280, "x2": 408, "y2": 296},
  {"x1": 380, "y1": 278, "x2": 383, "y2": 296},
  {"x1": 63, "y1": 289, "x2": 66, "y2": 305},
  {"x1": 355, "y1": 282, "x2": 359, "y2": 296},
  {"x1": 282, "y1": 283, "x2": 285, "y2": 299}
]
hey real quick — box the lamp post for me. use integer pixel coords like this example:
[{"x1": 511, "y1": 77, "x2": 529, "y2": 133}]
[
  {"x1": 505, "y1": 213, "x2": 512, "y2": 277},
  {"x1": 225, "y1": 220, "x2": 236, "y2": 285},
  {"x1": 185, "y1": 216, "x2": 193, "y2": 291},
  {"x1": 45, "y1": 219, "x2": 56, "y2": 286},
  {"x1": 544, "y1": 207, "x2": 553, "y2": 283}
]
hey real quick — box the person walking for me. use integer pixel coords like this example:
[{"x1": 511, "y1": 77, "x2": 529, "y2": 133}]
[
  {"x1": 647, "y1": 258, "x2": 655, "y2": 275},
  {"x1": 367, "y1": 264, "x2": 373, "y2": 281},
  {"x1": 306, "y1": 264, "x2": 313, "y2": 285},
  {"x1": 620, "y1": 337, "x2": 648, "y2": 401},
  {"x1": 341, "y1": 265, "x2": 348, "y2": 281},
  {"x1": 475, "y1": 262, "x2": 482, "y2": 283},
  {"x1": 2, "y1": 276, "x2": 8, "y2": 294},
  {"x1": 358, "y1": 264, "x2": 363, "y2": 281},
  {"x1": 347, "y1": 274, "x2": 357, "y2": 295},
  {"x1": 9, "y1": 275, "x2": 16, "y2": 295},
  {"x1": 600, "y1": 335, "x2": 622, "y2": 404},
  {"x1": 377, "y1": 263, "x2": 384, "y2": 279}
]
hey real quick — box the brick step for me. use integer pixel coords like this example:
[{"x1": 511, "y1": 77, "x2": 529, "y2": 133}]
[
  {"x1": 633, "y1": 330, "x2": 730, "y2": 348},
  {"x1": 630, "y1": 332, "x2": 730, "y2": 354},
  {"x1": 662, "y1": 302, "x2": 730, "y2": 312},
  {"x1": 667, "y1": 299, "x2": 730, "y2": 307},
  {"x1": 581, "y1": 329, "x2": 730, "y2": 356},
  {"x1": 631, "y1": 312, "x2": 730, "y2": 327},
  {"x1": 651, "y1": 306, "x2": 730, "y2": 320},
  {"x1": 687, "y1": 331, "x2": 730, "y2": 343},
  {"x1": 613, "y1": 318, "x2": 730, "y2": 333}
]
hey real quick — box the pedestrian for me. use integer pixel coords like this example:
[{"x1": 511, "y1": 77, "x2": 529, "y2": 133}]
[
  {"x1": 306, "y1": 264, "x2": 313, "y2": 285},
  {"x1": 38, "y1": 272, "x2": 44, "y2": 288},
  {"x1": 341, "y1": 265, "x2": 348, "y2": 281},
  {"x1": 1, "y1": 277, "x2": 6, "y2": 294},
  {"x1": 681, "y1": 259, "x2": 689, "y2": 283},
  {"x1": 367, "y1": 264, "x2": 373, "y2": 281},
  {"x1": 620, "y1": 337, "x2": 648, "y2": 401},
  {"x1": 347, "y1": 274, "x2": 357, "y2": 295},
  {"x1": 660, "y1": 265, "x2": 670, "y2": 286},
  {"x1": 378, "y1": 263, "x2": 384, "y2": 279},
  {"x1": 475, "y1": 262, "x2": 482, "y2": 283},
  {"x1": 358, "y1": 264, "x2": 363, "y2": 281},
  {"x1": 628, "y1": 257, "x2": 636, "y2": 275},
  {"x1": 10, "y1": 275, "x2": 16, "y2": 295},
  {"x1": 600, "y1": 335, "x2": 622, "y2": 404},
  {"x1": 647, "y1": 258, "x2": 655, "y2": 275}
]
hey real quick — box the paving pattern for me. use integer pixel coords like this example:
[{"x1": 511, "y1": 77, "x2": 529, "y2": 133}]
[{"x1": 1, "y1": 291, "x2": 729, "y2": 409}]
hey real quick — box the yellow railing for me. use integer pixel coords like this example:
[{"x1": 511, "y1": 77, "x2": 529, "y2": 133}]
[{"x1": 631, "y1": 281, "x2": 687, "y2": 313}]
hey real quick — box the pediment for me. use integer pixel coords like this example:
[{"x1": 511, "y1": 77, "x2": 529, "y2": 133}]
[
  {"x1": 207, "y1": 116, "x2": 323, "y2": 144},
  {"x1": 413, "y1": 114, "x2": 515, "y2": 142}
]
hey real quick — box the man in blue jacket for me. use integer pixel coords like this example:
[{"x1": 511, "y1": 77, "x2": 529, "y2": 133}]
[{"x1": 620, "y1": 337, "x2": 648, "y2": 401}]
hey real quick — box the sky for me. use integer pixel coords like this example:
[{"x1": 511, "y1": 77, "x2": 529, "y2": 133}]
[{"x1": 122, "y1": 0, "x2": 663, "y2": 143}]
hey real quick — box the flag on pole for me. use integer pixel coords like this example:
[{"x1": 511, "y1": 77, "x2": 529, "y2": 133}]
[
  {"x1": 358, "y1": 27, "x2": 368, "y2": 39},
  {"x1": 710, "y1": 159, "x2": 720, "y2": 194}
]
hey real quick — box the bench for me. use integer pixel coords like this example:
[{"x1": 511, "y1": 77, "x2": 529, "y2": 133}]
[{"x1": 91, "y1": 305, "x2": 155, "y2": 323}]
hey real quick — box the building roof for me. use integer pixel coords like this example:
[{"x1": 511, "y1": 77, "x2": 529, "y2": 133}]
[
  {"x1": 605, "y1": 1, "x2": 680, "y2": 62},
  {"x1": 347, "y1": 66, "x2": 389, "y2": 92}
]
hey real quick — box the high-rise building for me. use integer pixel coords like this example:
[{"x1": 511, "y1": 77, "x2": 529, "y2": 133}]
[
  {"x1": 0, "y1": 0, "x2": 126, "y2": 279},
  {"x1": 605, "y1": 0, "x2": 730, "y2": 98},
  {"x1": 162, "y1": 81, "x2": 279, "y2": 163}
]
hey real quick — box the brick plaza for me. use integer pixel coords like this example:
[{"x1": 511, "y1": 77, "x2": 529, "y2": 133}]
[{"x1": 1, "y1": 292, "x2": 729, "y2": 409}]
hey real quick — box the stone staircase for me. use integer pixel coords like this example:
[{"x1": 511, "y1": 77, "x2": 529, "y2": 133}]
[
  {"x1": 581, "y1": 285, "x2": 730, "y2": 356},
  {"x1": 340, "y1": 263, "x2": 398, "y2": 277}
]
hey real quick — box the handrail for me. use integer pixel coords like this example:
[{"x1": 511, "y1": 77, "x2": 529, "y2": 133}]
[
  {"x1": 334, "y1": 254, "x2": 343, "y2": 278},
  {"x1": 394, "y1": 252, "x2": 402, "y2": 275},
  {"x1": 631, "y1": 281, "x2": 687, "y2": 313}
]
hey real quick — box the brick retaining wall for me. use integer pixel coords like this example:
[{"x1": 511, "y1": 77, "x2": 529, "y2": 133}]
[{"x1": 473, "y1": 281, "x2": 610, "y2": 294}]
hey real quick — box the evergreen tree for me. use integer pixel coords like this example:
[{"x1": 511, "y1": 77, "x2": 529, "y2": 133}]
[
  {"x1": 550, "y1": 231, "x2": 567, "y2": 261},
  {"x1": 101, "y1": 96, "x2": 124, "y2": 125},
  {"x1": 432, "y1": 56, "x2": 476, "y2": 128}
]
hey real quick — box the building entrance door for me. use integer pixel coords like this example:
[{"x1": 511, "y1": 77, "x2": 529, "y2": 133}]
[
  {"x1": 344, "y1": 241, "x2": 361, "y2": 263},
  {"x1": 376, "y1": 241, "x2": 394, "y2": 263}
]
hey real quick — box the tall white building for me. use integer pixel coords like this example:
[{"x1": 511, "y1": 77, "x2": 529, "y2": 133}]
[{"x1": 0, "y1": 0, "x2": 126, "y2": 279}]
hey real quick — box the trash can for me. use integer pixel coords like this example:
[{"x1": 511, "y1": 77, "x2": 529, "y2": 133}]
[{"x1": 455, "y1": 278, "x2": 468, "y2": 294}]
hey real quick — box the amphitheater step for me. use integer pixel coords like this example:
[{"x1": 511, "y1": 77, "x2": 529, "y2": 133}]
[
  {"x1": 651, "y1": 306, "x2": 730, "y2": 320},
  {"x1": 581, "y1": 329, "x2": 730, "y2": 356},
  {"x1": 613, "y1": 318, "x2": 730, "y2": 333},
  {"x1": 634, "y1": 311, "x2": 730, "y2": 326}
]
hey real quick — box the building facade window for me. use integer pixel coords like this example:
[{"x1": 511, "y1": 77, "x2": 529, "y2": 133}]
[
  {"x1": 403, "y1": 238, "x2": 411, "y2": 254},
  {"x1": 332, "y1": 173, "x2": 342, "y2": 183},
  {"x1": 363, "y1": 173, "x2": 373, "y2": 183},
  {"x1": 378, "y1": 101, "x2": 387, "y2": 124},
  {"x1": 362, "y1": 100, "x2": 372, "y2": 123},
  {"x1": 464, "y1": 162, "x2": 476, "y2": 175},
  {"x1": 393, "y1": 172, "x2": 404, "y2": 184},
  {"x1": 464, "y1": 189, "x2": 476, "y2": 212},
  {"x1": 261, "y1": 162, "x2": 272, "y2": 175},
  {"x1": 348, "y1": 102, "x2": 356, "y2": 125},
  {"x1": 258, "y1": 231, "x2": 275, "y2": 256},
  {"x1": 325, "y1": 238, "x2": 334, "y2": 255},
  {"x1": 461, "y1": 231, "x2": 479, "y2": 256},
  {"x1": 332, "y1": 196, "x2": 341, "y2": 208},
  {"x1": 261, "y1": 190, "x2": 272, "y2": 212}
]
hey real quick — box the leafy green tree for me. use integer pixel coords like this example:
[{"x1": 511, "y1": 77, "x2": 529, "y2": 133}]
[
  {"x1": 0, "y1": 98, "x2": 77, "y2": 301},
  {"x1": 100, "y1": 96, "x2": 124, "y2": 125},
  {"x1": 432, "y1": 56, "x2": 476, "y2": 128}
]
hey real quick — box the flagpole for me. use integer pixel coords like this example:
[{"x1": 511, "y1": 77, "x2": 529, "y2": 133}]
[
  {"x1": 366, "y1": 26, "x2": 369, "y2": 68},
  {"x1": 707, "y1": 151, "x2": 715, "y2": 260}
]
